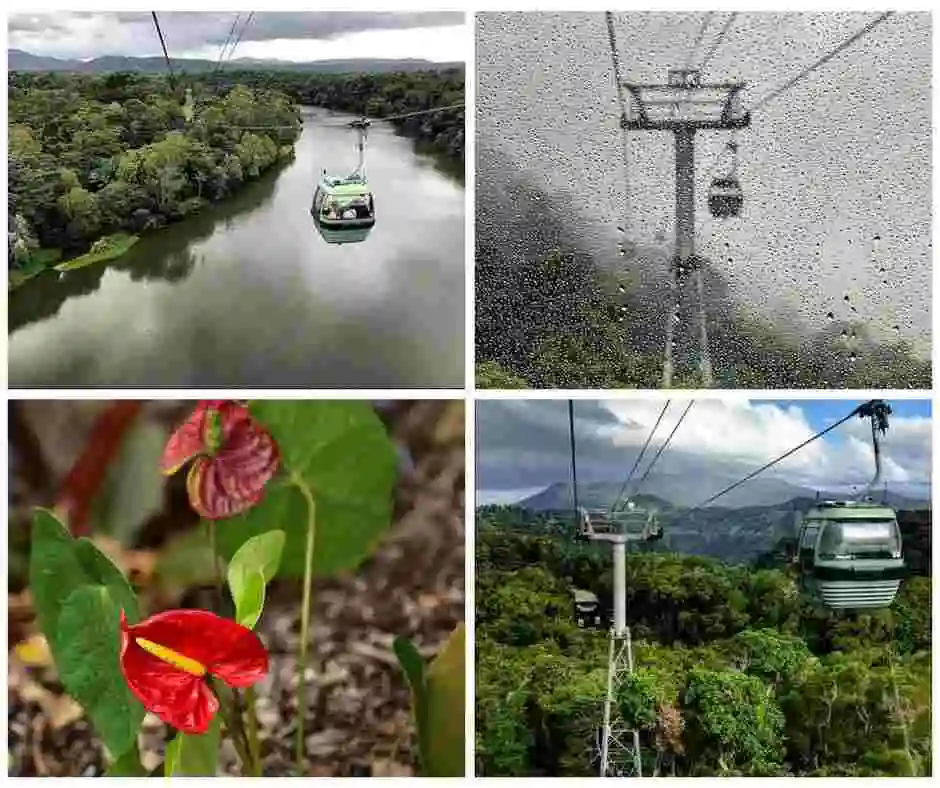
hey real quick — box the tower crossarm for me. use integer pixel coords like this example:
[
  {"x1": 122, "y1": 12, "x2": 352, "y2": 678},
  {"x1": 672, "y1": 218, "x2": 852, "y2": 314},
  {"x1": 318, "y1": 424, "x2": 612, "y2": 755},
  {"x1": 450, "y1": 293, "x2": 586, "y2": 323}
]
[{"x1": 621, "y1": 80, "x2": 751, "y2": 131}]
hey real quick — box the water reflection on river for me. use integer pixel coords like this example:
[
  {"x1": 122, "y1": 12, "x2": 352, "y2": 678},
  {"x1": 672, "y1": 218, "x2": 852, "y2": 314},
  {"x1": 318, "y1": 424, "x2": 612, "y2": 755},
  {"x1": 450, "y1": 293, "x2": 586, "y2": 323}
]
[{"x1": 9, "y1": 107, "x2": 465, "y2": 388}]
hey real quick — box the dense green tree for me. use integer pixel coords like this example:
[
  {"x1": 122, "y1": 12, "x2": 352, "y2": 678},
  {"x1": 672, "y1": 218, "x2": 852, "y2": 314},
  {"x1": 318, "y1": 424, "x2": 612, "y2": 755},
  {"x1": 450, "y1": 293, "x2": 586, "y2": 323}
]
[{"x1": 475, "y1": 514, "x2": 932, "y2": 777}]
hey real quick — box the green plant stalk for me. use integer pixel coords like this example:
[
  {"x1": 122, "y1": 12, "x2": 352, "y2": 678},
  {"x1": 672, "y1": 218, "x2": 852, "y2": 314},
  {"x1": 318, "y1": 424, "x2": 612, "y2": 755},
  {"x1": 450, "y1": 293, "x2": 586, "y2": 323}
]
[
  {"x1": 206, "y1": 520, "x2": 254, "y2": 775},
  {"x1": 211, "y1": 679, "x2": 253, "y2": 774},
  {"x1": 293, "y1": 476, "x2": 318, "y2": 774},
  {"x1": 206, "y1": 519, "x2": 225, "y2": 613},
  {"x1": 245, "y1": 685, "x2": 263, "y2": 776}
]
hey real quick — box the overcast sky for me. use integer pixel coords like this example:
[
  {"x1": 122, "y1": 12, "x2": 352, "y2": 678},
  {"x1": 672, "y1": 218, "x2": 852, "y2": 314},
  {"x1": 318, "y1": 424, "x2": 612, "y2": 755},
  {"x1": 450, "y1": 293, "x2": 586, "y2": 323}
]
[
  {"x1": 476, "y1": 399, "x2": 932, "y2": 505},
  {"x1": 8, "y1": 11, "x2": 467, "y2": 62}
]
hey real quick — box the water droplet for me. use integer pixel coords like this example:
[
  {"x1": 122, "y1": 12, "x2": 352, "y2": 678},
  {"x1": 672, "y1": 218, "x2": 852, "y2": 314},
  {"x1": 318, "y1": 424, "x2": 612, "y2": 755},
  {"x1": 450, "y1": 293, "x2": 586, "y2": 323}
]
[{"x1": 826, "y1": 312, "x2": 834, "y2": 321}]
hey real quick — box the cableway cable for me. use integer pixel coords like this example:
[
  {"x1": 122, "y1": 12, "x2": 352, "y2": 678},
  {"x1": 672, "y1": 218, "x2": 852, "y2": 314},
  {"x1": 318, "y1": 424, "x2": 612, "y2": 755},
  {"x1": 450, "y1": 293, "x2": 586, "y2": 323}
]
[
  {"x1": 635, "y1": 400, "x2": 694, "y2": 490},
  {"x1": 698, "y1": 12, "x2": 738, "y2": 73},
  {"x1": 684, "y1": 12, "x2": 714, "y2": 70},
  {"x1": 150, "y1": 12, "x2": 176, "y2": 89},
  {"x1": 681, "y1": 401, "x2": 869, "y2": 517},
  {"x1": 569, "y1": 401, "x2": 580, "y2": 519},
  {"x1": 605, "y1": 11, "x2": 630, "y2": 254},
  {"x1": 225, "y1": 11, "x2": 255, "y2": 66},
  {"x1": 749, "y1": 11, "x2": 895, "y2": 112},
  {"x1": 215, "y1": 13, "x2": 242, "y2": 73},
  {"x1": 610, "y1": 400, "x2": 671, "y2": 512},
  {"x1": 605, "y1": 11, "x2": 633, "y2": 253},
  {"x1": 318, "y1": 103, "x2": 465, "y2": 126}
]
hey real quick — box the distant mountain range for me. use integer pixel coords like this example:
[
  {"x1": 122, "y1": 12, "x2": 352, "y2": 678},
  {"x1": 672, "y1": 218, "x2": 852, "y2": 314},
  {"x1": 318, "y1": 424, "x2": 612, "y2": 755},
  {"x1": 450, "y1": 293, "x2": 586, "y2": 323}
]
[
  {"x1": 478, "y1": 486, "x2": 930, "y2": 566},
  {"x1": 512, "y1": 478, "x2": 930, "y2": 512},
  {"x1": 8, "y1": 49, "x2": 463, "y2": 74}
]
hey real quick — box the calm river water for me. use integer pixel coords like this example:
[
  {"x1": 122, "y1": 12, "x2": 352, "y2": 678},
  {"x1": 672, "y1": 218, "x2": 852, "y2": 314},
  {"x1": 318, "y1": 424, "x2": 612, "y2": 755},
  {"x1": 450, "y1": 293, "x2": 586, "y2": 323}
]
[{"x1": 9, "y1": 108, "x2": 465, "y2": 388}]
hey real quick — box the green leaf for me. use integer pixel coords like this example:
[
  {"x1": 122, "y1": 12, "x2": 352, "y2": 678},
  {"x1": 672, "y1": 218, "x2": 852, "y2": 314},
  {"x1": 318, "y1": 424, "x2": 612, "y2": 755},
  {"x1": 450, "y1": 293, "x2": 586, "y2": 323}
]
[
  {"x1": 53, "y1": 586, "x2": 145, "y2": 759},
  {"x1": 394, "y1": 636, "x2": 429, "y2": 767},
  {"x1": 30, "y1": 508, "x2": 96, "y2": 645},
  {"x1": 227, "y1": 530, "x2": 284, "y2": 629},
  {"x1": 232, "y1": 570, "x2": 265, "y2": 629},
  {"x1": 74, "y1": 538, "x2": 140, "y2": 624},
  {"x1": 105, "y1": 743, "x2": 147, "y2": 777},
  {"x1": 424, "y1": 624, "x2": 466, "y2": 776},
  {"x1": 217, "y1": 402, "x2": 397, "y2": 578},
  {"x1": 164, "y1": 715, "x2": 221, "y2": 776}
]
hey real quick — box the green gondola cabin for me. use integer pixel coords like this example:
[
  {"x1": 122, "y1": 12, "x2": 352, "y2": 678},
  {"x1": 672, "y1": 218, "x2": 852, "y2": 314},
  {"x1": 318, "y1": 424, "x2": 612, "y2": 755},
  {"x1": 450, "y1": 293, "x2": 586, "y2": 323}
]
[
  {"x1": 796, "y1": 500, "x2": 905, "y2": 609},
  {"x1": 311, "y1": 175, "x2": 375, "y2": 230}
]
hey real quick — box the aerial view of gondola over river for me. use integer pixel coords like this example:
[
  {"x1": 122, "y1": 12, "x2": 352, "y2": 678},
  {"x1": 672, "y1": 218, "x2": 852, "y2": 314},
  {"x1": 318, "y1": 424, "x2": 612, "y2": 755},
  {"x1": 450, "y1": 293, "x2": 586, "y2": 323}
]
[
  {"x1": 475, "y1": 398, "x2": 931, "y2": 776},
  {"x1": 474, "y1": 12, "x2": 931, "y2": 390},
  {"x1": 8, "y1": 11, "x2": 466, "y2": 388}
]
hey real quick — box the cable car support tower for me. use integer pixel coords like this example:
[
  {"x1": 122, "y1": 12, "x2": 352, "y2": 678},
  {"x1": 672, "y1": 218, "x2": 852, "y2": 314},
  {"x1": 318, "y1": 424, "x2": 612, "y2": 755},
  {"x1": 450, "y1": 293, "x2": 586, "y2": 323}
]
[
  {"x1": 620, "y1": 69, "x2": 750, "y2": 387},
  {"x1": 579, "y1": 507, "x2": 656, "y2": 777}
]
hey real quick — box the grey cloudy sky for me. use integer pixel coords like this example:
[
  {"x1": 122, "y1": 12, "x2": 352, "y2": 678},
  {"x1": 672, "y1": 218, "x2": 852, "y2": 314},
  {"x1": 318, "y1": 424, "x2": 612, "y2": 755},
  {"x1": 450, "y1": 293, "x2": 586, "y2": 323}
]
[
  {"x1": 9, "y1": 11, "x2": 467, "y2": 62},
  {"x1": 476, "y1": 12, "x2": 931, "y2": 356},
  {"x1": 475, "y1": 399, "x2": 932, "y2": 505}
]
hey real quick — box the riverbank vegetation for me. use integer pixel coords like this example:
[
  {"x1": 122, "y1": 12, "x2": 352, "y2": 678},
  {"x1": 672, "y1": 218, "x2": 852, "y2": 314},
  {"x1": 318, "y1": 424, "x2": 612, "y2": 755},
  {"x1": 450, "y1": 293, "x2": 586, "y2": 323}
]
[
  {"x1": 201, "y1": 68, "x2": 465, "y2": 165},
  {"x1": 8, "y1": 71, "x2": 301, "y2": 280},
  {"x1": 475, "y1": 518, "x2": 932, "y2": 777},
  {"x1": 475, "y1": 247, "x2": 930, "y2": 389},
  {"x1": 53, "y1": 232, "x2": 139, "y2": 271}
]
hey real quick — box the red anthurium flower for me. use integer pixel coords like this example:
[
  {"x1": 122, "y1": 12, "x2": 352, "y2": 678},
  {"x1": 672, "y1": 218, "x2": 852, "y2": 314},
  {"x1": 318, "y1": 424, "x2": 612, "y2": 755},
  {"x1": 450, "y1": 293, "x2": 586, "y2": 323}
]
[
  {"x1": 119, "y1": 609, "x2": 269, "y2": 735},
  {"x1": 162, "y1": 400, "x2": 280, "y2": 520}
]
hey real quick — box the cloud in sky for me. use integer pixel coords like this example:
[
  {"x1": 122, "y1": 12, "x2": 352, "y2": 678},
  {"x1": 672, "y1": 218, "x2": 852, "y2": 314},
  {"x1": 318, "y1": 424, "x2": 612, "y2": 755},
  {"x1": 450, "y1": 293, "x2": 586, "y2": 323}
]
[
  {"x1": 475, "y1": 399, "x2": 931, "y2": 503},
  {"x1": 8, "y1": 12, "x2": 467, "y2": 62}
]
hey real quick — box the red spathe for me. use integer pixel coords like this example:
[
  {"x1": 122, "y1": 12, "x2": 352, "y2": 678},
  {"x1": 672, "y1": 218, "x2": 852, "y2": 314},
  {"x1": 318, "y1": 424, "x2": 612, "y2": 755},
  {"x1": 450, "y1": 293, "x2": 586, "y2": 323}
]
[
  {"x1": 119, "y1": 609, "x2": 269, "y2": 735},
  {"x1": 162, "y1": 400, "x2": 280, "y2": 520}
]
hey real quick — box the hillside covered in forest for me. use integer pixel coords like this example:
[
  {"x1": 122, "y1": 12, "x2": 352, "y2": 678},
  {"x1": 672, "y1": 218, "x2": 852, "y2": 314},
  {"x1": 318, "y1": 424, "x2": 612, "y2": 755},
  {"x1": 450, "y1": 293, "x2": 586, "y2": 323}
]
[
  {"x1": 475, "y1": 243, "x2": 930, "y2": 390},
  {"x1": 475, "y1": 516, "x2": 932, "y2": 777},
  {"x1": 8, "y1": 49, "x2": 462, "y2": 74},
  {"x1": 477, "y1": 501, "x2": 931, "y2": 569}
]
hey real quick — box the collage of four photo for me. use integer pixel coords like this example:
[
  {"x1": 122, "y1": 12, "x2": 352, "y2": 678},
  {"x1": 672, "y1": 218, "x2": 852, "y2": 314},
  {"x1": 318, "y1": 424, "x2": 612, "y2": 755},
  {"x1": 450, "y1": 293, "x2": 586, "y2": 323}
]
[{"x1": 5, "y1": 7, "x2": 933, "y2": 781}]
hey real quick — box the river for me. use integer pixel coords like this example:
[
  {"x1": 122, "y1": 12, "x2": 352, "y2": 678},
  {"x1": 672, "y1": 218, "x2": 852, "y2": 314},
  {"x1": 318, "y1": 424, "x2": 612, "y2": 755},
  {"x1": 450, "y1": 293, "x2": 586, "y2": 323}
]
[{"x1": 9, "y1": 107, "x2": 465, "y2": 388}]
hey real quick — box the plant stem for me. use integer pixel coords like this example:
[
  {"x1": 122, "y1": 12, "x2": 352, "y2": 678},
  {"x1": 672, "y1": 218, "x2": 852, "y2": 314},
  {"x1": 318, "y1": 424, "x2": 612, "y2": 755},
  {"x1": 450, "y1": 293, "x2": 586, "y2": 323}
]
[
  {"x1": 212, "y1": 680, "x2": 253, "y2": 774},
  {"x1": 245, "y1": 685, "x2": 263, "y2": 776},
  {"x1": 206, "y1": 523, "x2": 255, "y2": 774},
  {"x1": 205, "y1": 519, "x2": 225, "y2": 614},
  {"x1": 293, "y1": 476, "x2": 318, "y2": 775}
]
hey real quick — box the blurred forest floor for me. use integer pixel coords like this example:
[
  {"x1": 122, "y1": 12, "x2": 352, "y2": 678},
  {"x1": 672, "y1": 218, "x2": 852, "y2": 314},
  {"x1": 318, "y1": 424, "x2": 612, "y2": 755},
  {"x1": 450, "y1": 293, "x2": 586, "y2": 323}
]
[{"x1": 8, "y1": 400, "x2": 465, "y2": 777}]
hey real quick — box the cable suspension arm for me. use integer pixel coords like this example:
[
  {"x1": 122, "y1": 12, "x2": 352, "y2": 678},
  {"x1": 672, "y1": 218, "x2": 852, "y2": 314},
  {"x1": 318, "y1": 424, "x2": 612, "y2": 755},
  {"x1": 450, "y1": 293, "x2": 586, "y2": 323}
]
[{"x1": 750, "y1": 12, "x2": 895, "y2": 112}]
